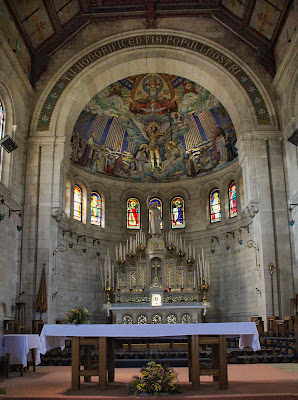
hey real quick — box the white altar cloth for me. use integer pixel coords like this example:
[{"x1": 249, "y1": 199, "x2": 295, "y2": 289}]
[
  {"x1": 4, "y1": 334, "x2": 41, "y2": 367},
  {"x1": 40, "y1": 322, "x2": 261, "y2": 351}
]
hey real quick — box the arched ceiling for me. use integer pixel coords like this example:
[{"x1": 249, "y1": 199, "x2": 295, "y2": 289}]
[
  {"x1": 71, "y1": 73, "x2": 237, "y2": 182},
  {"x1": 4, "y1": 0, "x2": 292, "y2": 83}
]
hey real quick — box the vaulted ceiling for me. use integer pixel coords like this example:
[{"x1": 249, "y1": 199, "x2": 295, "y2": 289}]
[{"x1": 4, "y1": 0, "x2": 293, "y2": 83}]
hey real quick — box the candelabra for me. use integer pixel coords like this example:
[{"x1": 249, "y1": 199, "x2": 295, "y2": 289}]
[
  {"x1": 199, "y1": 277, "x2": 209, "y2": 305},
  {"x1": 177, "y1": 249, "x2": 185, "y2": 266},
  {"x1": 180, "y1": 287, "x2": 185, "y2": 302},
  {"x1": 167, "y1": 243, "x2": 176, "y2": 259},
  {"x1": 193, "y1": 287, "x2": 197, "y2": 302},
  {"x1": 187, "y1": 257, "x2": 194, "y2": 271},
  {"x1": 167, "y1": 288, "x2": 173, "y2": 303},
  {"x1": 129, "y1": 288, "x2": 133, "y2": 302},
  {"x1": 268, "y1": 262, "x2": 275, "y2": 316},
  {"x1": 138, "y1": 244, "x2": 145, "y2": 260},
  {"x1": 104, "y1": 285, "x2": 113, "y2": 306},
  {"x1": 127, "y1": 251, "x2": 135, "y2": 267},
  {"x1": 117, "y1": 258, "x2": 125, "y2": 273},
  {"x1": 141, "y1": 288, "x2": 146, "y2": 302}
]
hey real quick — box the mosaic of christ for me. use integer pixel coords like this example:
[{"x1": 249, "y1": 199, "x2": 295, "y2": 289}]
[{"x1": 71, "y1": 74, "x2": 237, "y2": 182}]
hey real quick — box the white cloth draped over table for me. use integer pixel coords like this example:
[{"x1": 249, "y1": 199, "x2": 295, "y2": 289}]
[
  {"x1": 3, "y1": 334, "x2": 41, "y2": 367},
  {"x1": 40, "y1": 322, "x2": 261, "y2": 352}
]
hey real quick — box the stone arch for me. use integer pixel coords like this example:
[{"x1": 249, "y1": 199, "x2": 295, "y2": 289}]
[{"x1": 31, "y1": 30, "x2": 278, "y2": 141}]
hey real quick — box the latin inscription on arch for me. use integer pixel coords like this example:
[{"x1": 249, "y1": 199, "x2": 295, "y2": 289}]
[{"x1": 37, "y1": 34, "x2": 270, "y2": 130}]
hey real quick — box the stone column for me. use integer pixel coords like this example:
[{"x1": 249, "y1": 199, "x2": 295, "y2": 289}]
[
  {"x1": 21, "y1": 135, "x2": 66, "y2": 326},
  {"x1": 238, "y1": 132, "x2": 293, "y2": 320}
]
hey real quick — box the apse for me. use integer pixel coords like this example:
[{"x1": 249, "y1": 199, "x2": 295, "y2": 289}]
[{"x1": 71, "y1": 73, "x2": 237, "y2": 182}]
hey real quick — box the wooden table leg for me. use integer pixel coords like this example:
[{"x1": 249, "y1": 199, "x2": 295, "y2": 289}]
[
  {"x1": 212, "y1": 342, "x2": 219, "y2": 382},
  {"x1": 188, "y1": 336, "x2": 192, "y2": 382},
  {"x1": 31, "y1": 349, "x2": 36, "y2": 372},
  {"x1": 71, "y1": 337, "x2": 80, "y2": 390},
  {"x1": 98, "y1": 337, "x2": 107, "y2": 390},
  {"x1": 107, "y1": 338, "x2": 115, "y2": 382},
  {"x1": 191, "y1": 335, "x2": 200, "y2": 389},
  {"x1": 219, "y1": 336, "x2": 228, "y2": 390},
  {"x1": 83, "y1": 345, "x2": 91, "y2": 382}
]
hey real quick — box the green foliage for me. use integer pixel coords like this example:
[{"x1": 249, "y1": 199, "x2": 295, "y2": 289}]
[
  {"x1": 128, "y1": 360, "x2": 179, "y2": 396},
  {"x1": 65, "y1": 307, "x2": 90, "y2": 324}
]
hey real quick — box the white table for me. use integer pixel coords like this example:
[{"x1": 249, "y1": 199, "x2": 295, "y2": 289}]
[
  {"x1": 41, "y1": 322, "x2": 261, "y2": 390},
  {"x1": 3, "y1": 334, "x2": 41, "y2": 374}
]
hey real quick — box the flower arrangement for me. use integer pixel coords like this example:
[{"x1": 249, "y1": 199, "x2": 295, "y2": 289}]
[
  {"x1": 65, "y1": 307, "x2": 90, "y2": 324},
  {"x1": 128, "y1": 360, "x2": 179, "y2": 396}
]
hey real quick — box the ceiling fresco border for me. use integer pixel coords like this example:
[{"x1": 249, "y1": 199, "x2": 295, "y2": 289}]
[{"x1": 36, "y1": 33, "x2": 271, "y2": 132}]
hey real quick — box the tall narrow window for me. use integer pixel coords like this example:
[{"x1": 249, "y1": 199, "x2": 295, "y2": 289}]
[
  {"x1": 229, "y1": 181, "x2": 237, "y2": 218},
  {"x1": 0, "y1": 98, "x2": 5, "y2": 180},
  {"x1": 149, "y1": 197, "x2": 162, "y2": 230},
  {"x1": 210, "y1": 189, "x2": 221, "y2": 223},
  {"x1": 127, "y1": 198, "x2": 140, "y2": 229},
  {"x1": 171, "y1": 196, "x2": 185, "y2": 229},
  {"x1": 91, "y1": 192, "x2": 102, "y2": 226},
  {"x1": 74, "y1": 185, "x2": 82, "y2": 221}
]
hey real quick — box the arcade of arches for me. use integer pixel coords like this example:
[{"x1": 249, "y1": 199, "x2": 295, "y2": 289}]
[{"x1": 0, "y1": 1, "x2": 297, "y2": 333}]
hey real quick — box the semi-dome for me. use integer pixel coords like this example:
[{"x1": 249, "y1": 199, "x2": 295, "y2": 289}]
[{"x1": 71, "y1": 73, "x2": 237, "y2": 182}]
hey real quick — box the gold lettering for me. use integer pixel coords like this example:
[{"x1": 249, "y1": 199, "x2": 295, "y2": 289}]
[
  {"x1": 173, "y1": 37, "x2": 180, "y2": 46},
  {"x1": 155, "y1": 35, "x2": 162, "y2": 44},
  {"x1": 128, "y1": 37, "x2": 135, "y2": 46},
  {"x1": 135, "y1": 36, "x2": 143, "y2": 45}
]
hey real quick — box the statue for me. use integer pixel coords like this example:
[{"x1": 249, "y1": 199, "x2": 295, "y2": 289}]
[{"x1": 148, "y1": 200, "x2": 161, "y2": 237}]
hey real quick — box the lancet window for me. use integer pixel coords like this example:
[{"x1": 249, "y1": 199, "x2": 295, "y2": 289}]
[
  {"x1": 229, "y1": 181, "x2": 237, "y2": 218},
  {"x1": 0, "y1": 98, "x2": 5, "y2": 180},
  {"x1": 127, "y1": 197, "x2": 140, "y2": 229},
  {"x1": 91, "y1": 191, "x2": 102, "y2": 226},
  {"x1": 149, "y1": 197, "x2": 162, "y2": 229},
  {"x1": 210, "y1": 189, "x2": 221, "y2": 223},
  {"x1": 171, "y1": 196, "x2": 185, "y2": 229},
  {"x1": 74, "y1": 185, "x2": 82, "y2": 221}
]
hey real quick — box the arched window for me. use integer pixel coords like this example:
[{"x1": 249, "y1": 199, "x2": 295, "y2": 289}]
[
  {"x1": 0, "y1": 98, "x2": 5, "y2": 180},
  {"x1": 171, "y1": 196, "x2": 185, "y2": 229},
  {"x1": 210, "y1": 189, "x2": 221, "y2": 223},
  {"x1": 229, "y1": 181, "x2": 237, "y2": 218},
  {"x1": 91, "y1": 192, "x2": 102, "y2": 226},
  {"x1": 74, "y1": 185, "x2": 82, "y2": 221},
  {"x1": 149, "y1": 197, "x2": 162, "y2": 229},
  {"x1": 127, "y1": 197, "x2": 140, "y2": 229}
]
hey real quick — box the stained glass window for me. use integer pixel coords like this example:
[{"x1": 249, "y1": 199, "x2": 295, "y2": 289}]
[
  {"x1": 0, "y1": 98, "x2": 5, "y2": 180},
  {"x1": 91, "y1": 192, "x2": 101, "y2": 226},
  {"x1": 127, "y1": 197, "x2": 140, "y2": 229},
  {"x1": 171, "y1": 196, "x2": 185, "y2": 229},
  {"x1": 229, "y1": 181, "x2": 237, "y2": 217},
  {"x1": 74, "y1": 185, "x2": 82, "y2": 221},
  {"x1": 210, "y1": 189, "x2": 221, "y2": 223},
  {"x1": 149, "y1": 197, "x2": 162, "y2": 229}
]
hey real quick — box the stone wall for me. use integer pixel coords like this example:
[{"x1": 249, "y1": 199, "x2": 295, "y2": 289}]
[{"x1": 0, "y1": 28, "x2": 33, "y2": 332}]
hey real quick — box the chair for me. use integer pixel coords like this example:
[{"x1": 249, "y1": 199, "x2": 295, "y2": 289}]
[
  {"x1": 3, "y1": 320, "x2": 15, "y2": 334},
  {"x1": 275, "y1": 320, "x2": 285, "y2": 337},
  {"x1": 251, "y1": 317, "x2": 264, "y2": 336},
  {"x1": 32, "y1": 320, "x2": 44, "y2": 334},
  {"x1": 266, "y1": 316, "x2": 276, "y2": 334}
]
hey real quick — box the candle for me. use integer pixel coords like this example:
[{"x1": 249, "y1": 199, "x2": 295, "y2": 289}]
[
  {"x1": 129, "y1": 272, "x2": 132, "y2": 289},
  {"x1": 181, "y1": 272, "x2": 184, "y2": 288},
  {"x1": 117, "y1": 272, "x2": 119, "y2": 290},
  {"x1": 168, "y1": 270, "x2": 171, "y2": 288},
  {"x1": 193, "y1": 271, "x2": 196, "y2": 288},
  {"x1": 193, "y1": 246, "x2": 195, "y2": 260},
  {"x1": 116, "y1": 246, "x2": 118, "y2": 261}
]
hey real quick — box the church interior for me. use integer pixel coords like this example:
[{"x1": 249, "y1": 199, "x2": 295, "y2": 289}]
[{"x1": 0, "y1": 0, "x2": 297, "y2": 397}]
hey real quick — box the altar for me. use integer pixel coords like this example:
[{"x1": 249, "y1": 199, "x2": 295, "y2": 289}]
[{"x1": 102, "y1": 212, "x2": 212, "y2": 324}]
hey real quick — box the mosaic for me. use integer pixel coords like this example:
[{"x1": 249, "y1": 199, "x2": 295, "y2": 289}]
[{"x1": 70, "y1": 73, "x2": 238, "y2": 182}]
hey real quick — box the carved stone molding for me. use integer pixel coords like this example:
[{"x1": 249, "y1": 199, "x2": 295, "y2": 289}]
[
  {"x1": 241, "y1": 201, "x2": 259, "y2": 219},
  {"x1": 51, "y1": 207, "x2": 65, "y2": 223}
]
